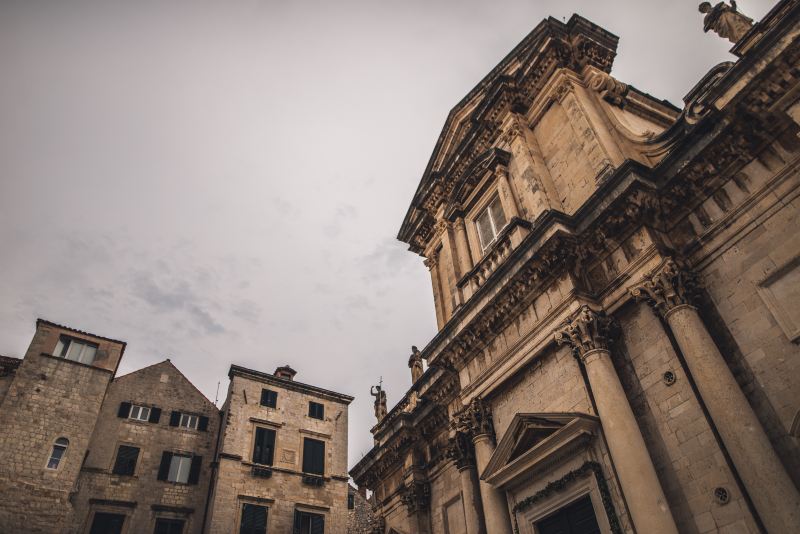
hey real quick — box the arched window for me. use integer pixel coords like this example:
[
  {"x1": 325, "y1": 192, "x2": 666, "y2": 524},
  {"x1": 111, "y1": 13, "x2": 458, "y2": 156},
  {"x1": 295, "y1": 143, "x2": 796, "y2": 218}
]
[{"x1": 47, "y1": 437, "x2": 69, "y2": 469}]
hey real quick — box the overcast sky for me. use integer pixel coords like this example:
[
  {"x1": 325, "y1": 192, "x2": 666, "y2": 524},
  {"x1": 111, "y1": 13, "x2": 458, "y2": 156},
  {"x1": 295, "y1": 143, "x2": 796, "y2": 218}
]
[{"x1": 0, "y1": 0, "x2": 775, "y2": 469}]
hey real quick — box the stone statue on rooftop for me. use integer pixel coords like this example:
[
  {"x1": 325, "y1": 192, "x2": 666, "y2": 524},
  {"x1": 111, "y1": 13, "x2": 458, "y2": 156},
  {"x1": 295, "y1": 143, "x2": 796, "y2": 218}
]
[
  {"x1": 408, "y1": 345, "x2": 424, "y2": 384},
  {"x1": 699, "y1": 1, "x2": 754, "y2": 44},
  {"x1": 370, "y1": 383, "x2": 388, "y2": 422}
]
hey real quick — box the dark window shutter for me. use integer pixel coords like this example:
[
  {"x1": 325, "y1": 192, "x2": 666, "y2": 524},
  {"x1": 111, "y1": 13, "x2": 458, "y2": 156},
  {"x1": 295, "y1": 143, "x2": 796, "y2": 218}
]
[
  {"x1": 308, "y1": 401, "x2": 324, "y2": 419},
  {"x1": 198, "y1": 415, "x2": 209, "y2": 432},
  {"x1": 188, "y1": 455, "x2": 202, "y2": 485},
  {"x1": 112, "y1": 445, "x2": 140, "y2": 476},
  {"x1": 90, "y1": 512, "x2": 126, "y2": 534},
  {"x1": 154, "y1": 519, "x2": 185, "y2": 534},
  {"x1": 169, "y1": 411, "x2": 181, "y2": 427},
  {"x1": 240, "y1": 503, "x2": 268, "y2": 534},
  {"x1": 149, "y1": 407, "x2": 162, "y2": 424},
  {"x1": 260, "y1": 389, "x2": 277, "y2": 408},
  {"x1": 310, "y1": 514, "x2": 324, "y2": 534},
  {"x1": 293, "y1": 511, "x2": 302, "y2": 534},
  {"x1": 252, "y1": 427, "x2": 276, "y2": 465},
  {"x1": 157, "y1": 451, "x2": 172, "y2": 481},
  {"x1": 117, "y1": 402, "x2": 131, "y2": 418},
  {"x1": 348, "y1": 493, "x2": 355, "y2": 510},
  {"x1": 302, "y1": 438, "x2": 324, "y2": 475}
]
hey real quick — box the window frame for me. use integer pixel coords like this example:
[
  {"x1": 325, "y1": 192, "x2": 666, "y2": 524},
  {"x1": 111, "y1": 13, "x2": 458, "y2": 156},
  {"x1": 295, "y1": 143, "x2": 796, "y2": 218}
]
[
  {"x1": 260, "y1": 389, "x2": 278, "y2": 409},
  {"x1": 153, "y1": 517, "x2": 185, "y2": 534},
  {"x1": 251, "y1": 425, "x2": 277, "y2": 466},
  {"x1": 308, "y1": 401, "x2": 324, "y2": 420},
  {"x1": 301, "y1": 437, "x2": 325, "y2": 476},
  {"x1": 179, "y1": 413, "x2": 199, "y2": 430},
  {"x1": 53, "y1": 335, "x2": 98, "y2": 365},
  {"x1": 293, "y1": 510, "x2": 324, "y2": 534},
  {"x1": 167, "y1": 454, "x2": 193, "y2": 484},
  {"x1": 46, "y1": 437, "x2": 69, "y2": 470},
  {"x1": 112, "y1": 444, "x2": 141, "y2": 477},
  {"x1": 475, "y1": 194, "x2": 507, "y2": 252},
  {"x1": 129, "y1": 405, "x2": 151, "y2": 422},
  {"x1": 238, "y1": 502, "x2": 269, "y2": 534}
]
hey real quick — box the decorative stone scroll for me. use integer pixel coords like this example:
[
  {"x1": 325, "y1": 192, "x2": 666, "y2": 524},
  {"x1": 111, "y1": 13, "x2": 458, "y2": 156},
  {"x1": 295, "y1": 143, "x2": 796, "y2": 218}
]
[
  {"x1": 629, "y1": 258, "x2": 700, "y2": 317},
  {"x1": 554, "y1": 305, "x2": 616, "y2": 361},
  {"x1": 446, "y1": 430, "x2": 476, "y2": 470}
]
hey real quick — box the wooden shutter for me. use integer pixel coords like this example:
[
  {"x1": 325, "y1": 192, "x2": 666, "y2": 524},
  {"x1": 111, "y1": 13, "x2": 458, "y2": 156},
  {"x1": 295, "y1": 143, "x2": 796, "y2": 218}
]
[
  {"x1": 149, "y1": 407, "x2": 162, "y2": 423},
  {"x1": 240, "y1": 503, "x2": 267, "y2": 534},
  {"x1": 198, "y1": 415, "x2": 209, "y2": 432},
  {"x1": 117, "y1": 402, "x2": 131, "y2": 418},
  {"x1": 188, "y1": 455, "x2": 202, "y2": 485},
  {"x1": 293, "y1": 511, "x2": 302, "y2": 534},
  {"x1": 169, "y1": 411, "x2": 181, "y2": 427},
  {"x1": 302, "y1": 438, "x2": 324, "y2": 475},
  {"x1": 310, "y1": 514, "x2": 324, "y2": 534},
  {"x1": 252, "y1": 427, "x2": 275, "y2": 465},
  {"x1": 157, "y1": 451, "x2": 172, "y2": 481},
  {"x1": 112, "y1": 445, "x2": 139, "y2": 476},
  {"x1": 154, "y1": 519, "x2": 185, "y2": 534},
  {"x1": 89, "y1": 512, "x2": 126, "y2": 534}
]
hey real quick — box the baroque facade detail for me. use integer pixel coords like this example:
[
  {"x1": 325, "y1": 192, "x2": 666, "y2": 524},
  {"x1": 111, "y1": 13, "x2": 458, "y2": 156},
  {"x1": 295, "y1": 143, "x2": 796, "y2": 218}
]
[
  {"x1": 629, "y1": 258, "x2": 701, "y2": 316},
  {"x1": 554, "y1": 305, "x2": 616, "y2": 360}
]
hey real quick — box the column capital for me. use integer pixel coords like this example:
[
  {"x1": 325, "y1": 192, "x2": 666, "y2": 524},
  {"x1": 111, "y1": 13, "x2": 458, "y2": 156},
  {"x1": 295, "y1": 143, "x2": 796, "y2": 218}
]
[
  {"x1": 463, "y1": 398, "x2": 496, "y2": 441},
  {"x1": 554, "y1": 305, "x2": 616, "y2": 361},
  {"x1": 447, "y1": 430, "x2": 476, "y2": 470},
  {"x1": 630, "y1": 258, "x2": 700, "y2": 317}
]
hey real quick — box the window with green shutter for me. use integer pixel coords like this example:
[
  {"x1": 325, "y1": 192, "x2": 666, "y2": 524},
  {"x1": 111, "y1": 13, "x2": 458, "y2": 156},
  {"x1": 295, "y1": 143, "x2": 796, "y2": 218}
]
[
  {"x1": 302, "y1": 438, "x2": 324, "y2": 476},
  {"x1": 252, "y1": 427, "x2": 276, "y2": 466},
  {"x1": 112, "y1": 445, "x2": 140, "y2": 476},
  {"x1": 240, "y1": 503, "x2": 268, "y2": 534}
]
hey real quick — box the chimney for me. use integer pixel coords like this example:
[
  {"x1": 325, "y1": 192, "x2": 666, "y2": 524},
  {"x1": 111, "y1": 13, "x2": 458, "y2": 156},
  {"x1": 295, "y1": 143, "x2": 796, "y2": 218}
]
[{"x1": 274, "y1": 365, "x2": 297, "y2": 381}]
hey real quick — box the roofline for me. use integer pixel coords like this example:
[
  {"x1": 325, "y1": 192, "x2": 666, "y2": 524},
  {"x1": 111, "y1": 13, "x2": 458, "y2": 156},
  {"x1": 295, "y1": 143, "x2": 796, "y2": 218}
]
[
  {"x1": 114, "y1": 359, "x2": 218, "y2": 408},
  {"x1": 37, "y1": 318, "x2": 127, "y2": 356},
  {"x1": 228, "y1": 364, "x2": 354, "y2": 404}
]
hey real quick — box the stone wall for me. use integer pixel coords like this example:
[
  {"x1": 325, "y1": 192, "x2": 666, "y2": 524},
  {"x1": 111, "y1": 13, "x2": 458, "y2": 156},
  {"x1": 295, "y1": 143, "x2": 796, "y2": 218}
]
[
  {"x1": 206, "y1": 370, "x2": 351, "y2": 533},
  {"x1": 71, "y1": 360, "x2": 219, "y2": 534}
]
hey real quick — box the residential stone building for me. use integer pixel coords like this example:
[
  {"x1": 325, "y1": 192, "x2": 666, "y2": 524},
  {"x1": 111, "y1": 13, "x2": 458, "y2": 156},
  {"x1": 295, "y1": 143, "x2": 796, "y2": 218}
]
[
  {"x1": 350, "y1": 2, "x2": 800, "y2": 534},
  {"x1": 206, "y1": 364, "x2": 354, "y2": 534},
  {"x1": 0, "y1": 319, "x2": 353, "y2": 534}
]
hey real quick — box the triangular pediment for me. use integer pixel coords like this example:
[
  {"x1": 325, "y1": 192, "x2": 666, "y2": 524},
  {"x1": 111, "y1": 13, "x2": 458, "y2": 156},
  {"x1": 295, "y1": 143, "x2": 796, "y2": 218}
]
[{"x1": 481, "y1": 413, "x2": 599, "y2": 489}]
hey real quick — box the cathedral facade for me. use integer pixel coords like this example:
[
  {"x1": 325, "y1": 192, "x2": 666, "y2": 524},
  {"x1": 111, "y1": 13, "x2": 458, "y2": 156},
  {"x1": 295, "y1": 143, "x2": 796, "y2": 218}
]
[{"x1": 350, "y1": 2, "x2": 800, "y2": 534}]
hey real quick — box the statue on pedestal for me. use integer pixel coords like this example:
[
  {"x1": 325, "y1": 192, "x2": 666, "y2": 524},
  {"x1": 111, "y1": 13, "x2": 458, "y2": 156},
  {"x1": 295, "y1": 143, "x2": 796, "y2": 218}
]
[
  {"x1": 699, "y1": 1, "x2": 754, "y2": 43},
  {"x1": 370, "y1": 383, "x2": 388, "y2": 422},
  {"x1": 408, "y1": 346, "x2": 424, "y2": 384}
]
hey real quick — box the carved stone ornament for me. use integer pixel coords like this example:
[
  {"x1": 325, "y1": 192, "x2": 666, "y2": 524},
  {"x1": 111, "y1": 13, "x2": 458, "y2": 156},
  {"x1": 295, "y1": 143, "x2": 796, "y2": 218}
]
[
  {"x1": 446, "y1": 430, "x2": 476, "y2": 469},
  {"x1": 370, "y1": 385, "x2": 388, "y2": 422},
  {"x1": 554, "y1": 305, "x2": 616, "y2": 361},
  {"x1": 587, "y1": 70, "x2": 628, "y2": 108},
  {"x1": 629, "y1": 258, "x2": 701, "y2": 317},
  {"x1": 400, "y1": 480, "x2": 431, "y2": 513},
  {"x1": 699, "y1": 2, "x2": 754, "y2": 44},
  {"x1": 466, "y1": 397, "x2": 495, "y2": 440},
  {"x1": 435, "y1": 219, "x2": 450, "y2": 236},
  {"x1": 408, "y1": 345, "x2": 424, "y2": 384}
]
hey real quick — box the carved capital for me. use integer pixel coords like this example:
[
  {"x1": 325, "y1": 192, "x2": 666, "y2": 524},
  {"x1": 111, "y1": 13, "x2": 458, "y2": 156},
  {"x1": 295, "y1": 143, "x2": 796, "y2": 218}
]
[
  {"x1": 434, "y1": 219, "x2": 450, "y2": 236},
  {"x1": 554, "y1": 305, "x2": 616, "y2": 361},
  {"x1": 630, "y1": 258, "x2": 700, "y2": 317},
  {"x1": 423, "y1": 253, "x2": 438, "y2": 270},
  {"x1": 466, "y1": 398, "x2": 495, "y2": 440},
  {"x1": 400, "y1": 480, "x2": 430, "y2": 513},
  {"x1": 446, "y1": 430, "x2": 475, "y2": 470}
]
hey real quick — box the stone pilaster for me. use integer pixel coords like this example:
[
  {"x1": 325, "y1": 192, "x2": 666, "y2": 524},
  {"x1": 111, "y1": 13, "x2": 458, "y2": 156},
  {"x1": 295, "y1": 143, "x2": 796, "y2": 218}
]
[
  {"x1": 465, "y1": 399, "x2": 514, "y2": 534},
  {"x1": 631, "y1": 259, "x2": 800, "y2": 533},
  {"x1": 453, "y1": 217, "x2": 474, "y2": 275},
  {"x1": 556, "y1": 305, "x2": 679, "y2": 534},
  {"x1": 447, "y1": 429, "x2": 486, "y2": 534}
]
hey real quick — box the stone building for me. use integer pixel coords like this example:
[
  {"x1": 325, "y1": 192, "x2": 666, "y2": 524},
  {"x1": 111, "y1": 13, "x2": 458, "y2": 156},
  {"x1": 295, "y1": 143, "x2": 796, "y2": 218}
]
[
  {"x1": 0, "y1": 320, "x2": 353, "y2": 534},
  {"x1": 350, "y1": 2, "x2": 800, "y2": 534},
  {"x1": 205, "y1": 364, "x2": 353, "y2": 533}
]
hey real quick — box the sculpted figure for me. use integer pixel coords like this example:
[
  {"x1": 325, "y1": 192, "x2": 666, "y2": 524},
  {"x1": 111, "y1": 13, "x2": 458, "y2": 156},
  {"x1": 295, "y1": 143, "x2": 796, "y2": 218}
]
[
  {"x1": 408, "y1": 345, "x2": 424, "y2": 383},
  {"x1": 370, "y1": 384, "x2": 388, "y2": 421},
  {"x1": 699, "y1": 1, "x2": 754, "y2": 43}
]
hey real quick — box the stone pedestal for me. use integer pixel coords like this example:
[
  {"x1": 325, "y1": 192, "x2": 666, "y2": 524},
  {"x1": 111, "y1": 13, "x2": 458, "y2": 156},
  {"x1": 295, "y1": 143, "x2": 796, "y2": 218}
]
[
  {"x1": 632, "y1": 258, "x2": 800, "y2": 533},
  {"x1": 473, "y1": 434, "x2": 513, "y2": 534},
  {"x1": 557, "y1": 306, "x2": 679, "y2": 534}
]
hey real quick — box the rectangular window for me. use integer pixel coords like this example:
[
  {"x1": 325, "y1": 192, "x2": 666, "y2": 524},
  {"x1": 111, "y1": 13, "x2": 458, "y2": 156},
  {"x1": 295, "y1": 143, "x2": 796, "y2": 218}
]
[
  {"x1": 348, "y1": 493, "x2": 355, "y2": 510},
  {"x1": 89, "y1": 512, "x2": 126, "y2": 534},
  {"x1": 308, "y1": 401, "x2": 324, "y2": 420},
  {"x1": 129, "y1": 405, "x2": 151, "y2": 422},
  {"x1": 112, "y1": 445, "x2": 140, "y2": 476},
  {"x1": 293, "y1": 510, "x2": 324, "y2": 534},
  {"x1": 302, "y1": 438, "x2": 325, "y2": 476},
  {"x1": 179, "y1": 413, "x2": 199, "y2": 430},
  {"x1": 252, "y1": 427, "x2": 276, "y2": 466},
  {"x1": 476, "y1": 194, "x2": 507, "y2": 252},
  {"x1": 46, "y1": 439, "x2": 68, "y2": 470},
  {"x1": 54, "y1": 335, "x2": 98, "y2": 365},
  {"x1": 260, "y1": 389, "x2": 278, "y2": 408},
  {"x1": 240, "y1": 503, "x2": 268, "y2": 534},
  {"x1": 154, "y1": 518, "x2": 185, "y2": 534},
  {"x1": 157, "y1": 451, "x2": 201, "y2": 484}
]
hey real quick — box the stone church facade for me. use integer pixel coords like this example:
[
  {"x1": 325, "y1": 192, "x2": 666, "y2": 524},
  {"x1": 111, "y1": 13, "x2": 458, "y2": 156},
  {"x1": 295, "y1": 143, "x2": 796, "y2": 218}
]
[
  {"x1": 350, "y1": 2, "x2": 800, "y2": 534},
  {"x1": 0, "y1": 319, "x2": 352, "y2": 533}
]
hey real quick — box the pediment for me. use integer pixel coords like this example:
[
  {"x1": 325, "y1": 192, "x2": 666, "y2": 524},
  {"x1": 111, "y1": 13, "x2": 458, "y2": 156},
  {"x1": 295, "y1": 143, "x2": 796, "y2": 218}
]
[{"x1": 481, "y1": 413, "x2": 599, "y2": 490}]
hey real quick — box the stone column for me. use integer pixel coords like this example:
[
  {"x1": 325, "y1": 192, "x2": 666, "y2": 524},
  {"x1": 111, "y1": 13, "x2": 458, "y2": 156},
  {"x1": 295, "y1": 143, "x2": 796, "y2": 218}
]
[
  {"x1": 424, "y1": 255, "x2": 445, "y2": 330},
  {"x1": 453, "y1": 217, "x2": 474, "y2": 275},
  {"x1": 556, "y1": 306, "x2": 679, "y2": 534},
  {"x1": 467, "y1": 399, "x2": 513, "y2": 534},
  {"x1": 495, "y1": 167, "x2": 520, "y2": 220},
  {"x1": 448, "y1": 431, "x2": 486, "y2": 534},
  {"x1": 631, "y1": 258, "x2": 800, "y2": 533}
]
